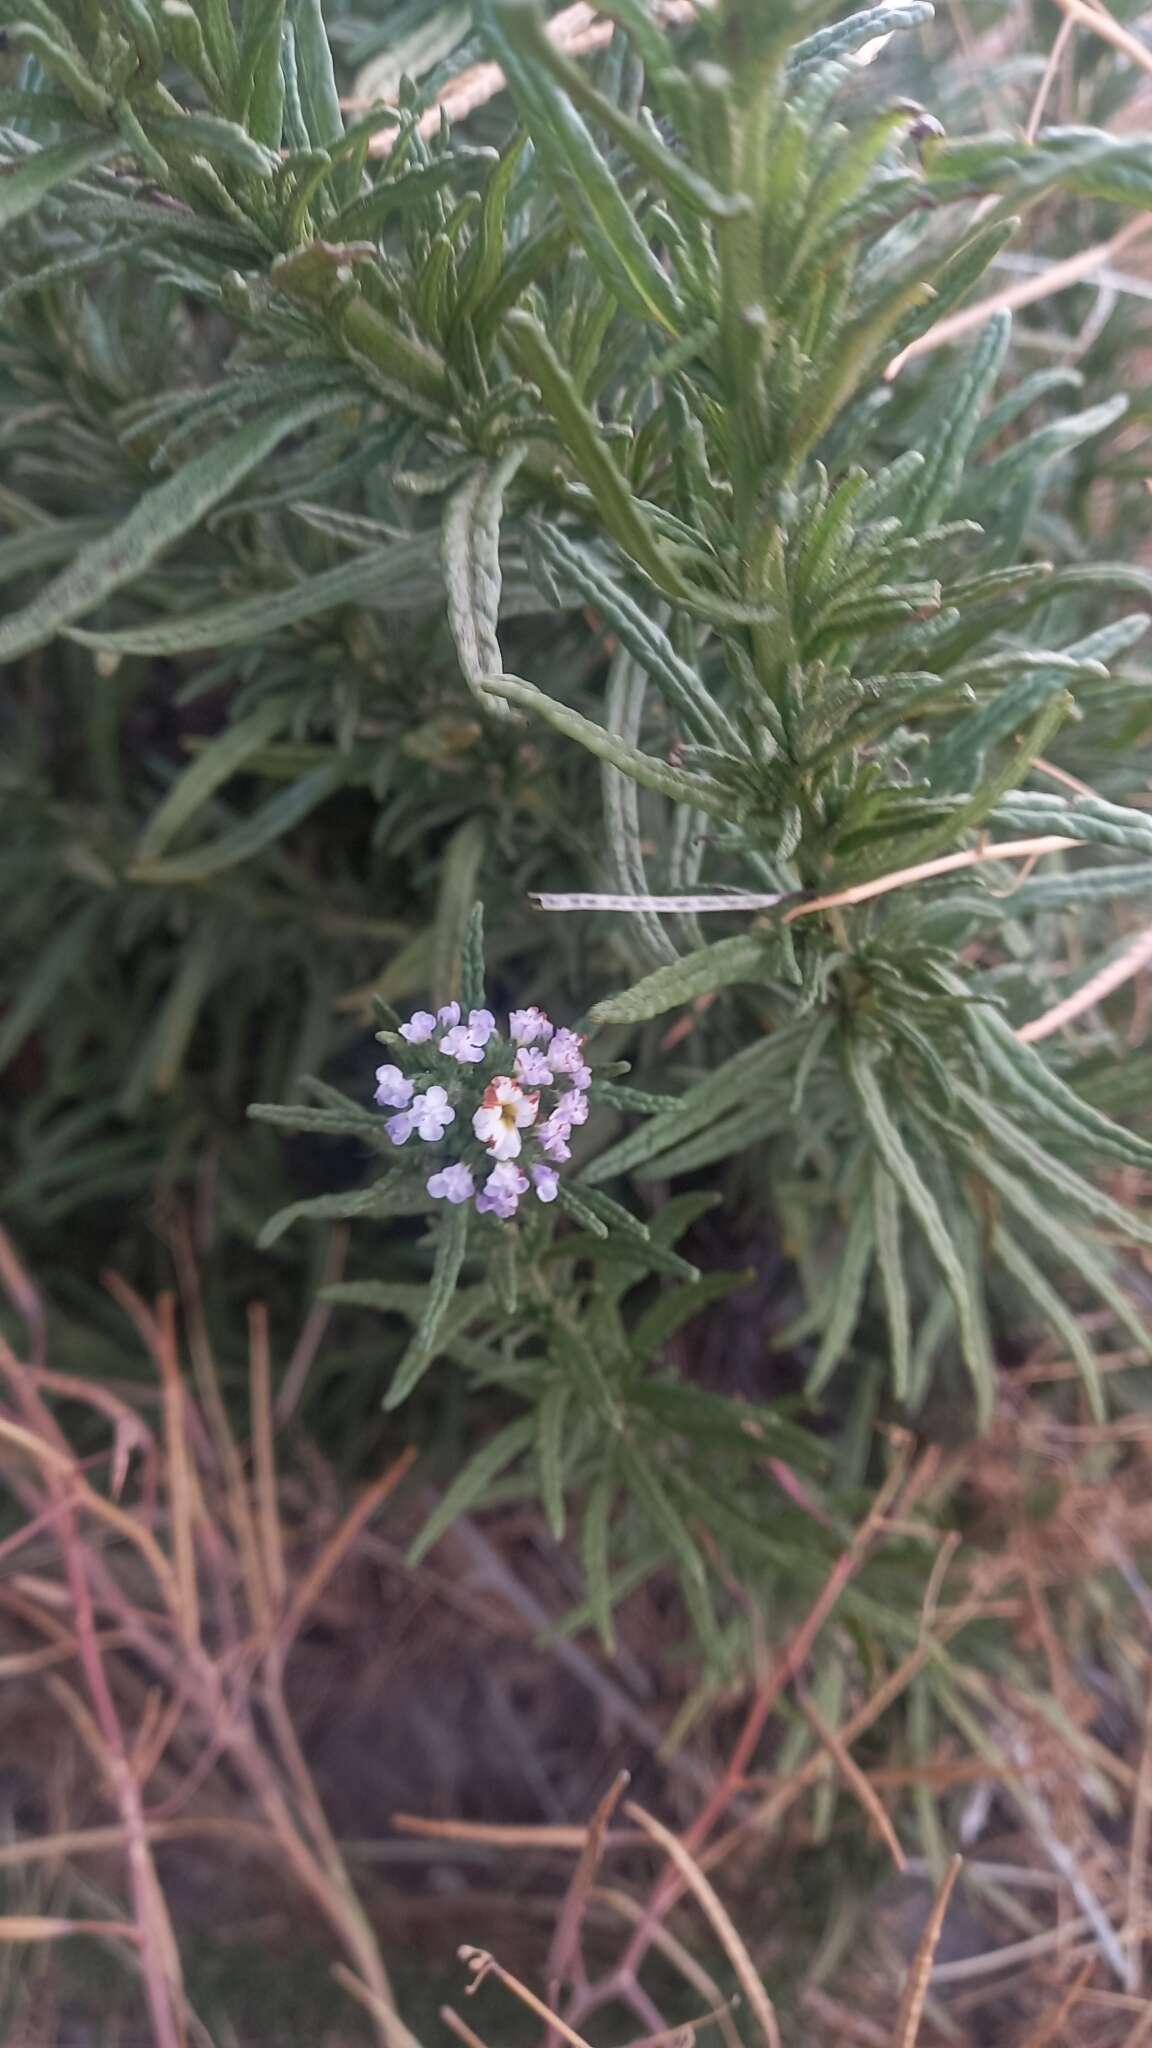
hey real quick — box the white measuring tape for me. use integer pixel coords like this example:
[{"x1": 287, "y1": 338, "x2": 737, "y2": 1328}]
[{"x1": 530, "y1": 891, "x2": 787, "y2": 913}]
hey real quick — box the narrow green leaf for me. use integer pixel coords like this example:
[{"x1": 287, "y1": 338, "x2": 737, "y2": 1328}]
[
  {"x1": 288, "y1": 0, "x2": 346, "y2": 156},
  {"x1": 620, "y1": 1444, "x2": 718, "y2": 1652},
  {"x1": 482, "y1": 673, "x2": 730, "y2": 814},
  {"x1": 135, "y1": 704, "x2": 290, "y2": 861},
  {"x1": 480, "y1": 0, "x2": 684, "y2": 331},
  {"x1": 581, "y1": 1468, "x2": 617, "y2": 1650},
  {"x1": 846, "y1": 1038, "x2": 995, "y2": 1422},
  {"x1": 589, "y1": 934, "x2": 772, "y2": 1026},
  {"x1": 459, "y1": 901, "x2": 487, "y2": 1017},
  {"x1": 995, "y1": 1228, "x2": 1105, "y2": 1423},
  {"x1": 432, "y1": 820, "x2": 487, "y2": 1009},
  {"x1": 537, "y1": 1383, "x2": 571, "y2": 1540},
  {"x1": 442, "y1": 443, "x2": 526, "y2": 717},
  {"x1": 905, "y1": 313, "x2": 1011, "y2": 528},
  {"x1": 0, "y1": 904, "x2": 104, "y2": 1073},
  {"x1": 635, "y1": 1099, "x2": 789, "y2": 1181},
  {"x1": 556, "y1": 1182, "x2": 609, "y2": 1240},
  {"x1": 807, "y1": 1198, "x2": 874, "y2": 1396},
  {"x1": 958, "y1": 1085, "x2": 1152, "y2": 1248},
  {"x1": 385, "y1": 1204, "x2": 473, "y2": 1408},
  {"x1": 239, "y1": 0, "x2": 287, "y2": 148},
  {"x1": 871, "y1": 1160, "x2": 911, "y2": 1401},
  {"x1": 129, "y1": 763, "x2": 344, "y2": 884},
  {"x1": 256, "y1": 1179, "x2": 417, "y2": 1249},
  {"x1": 409, "y1": 1416, "x2": 536, "y2": 1561},
  {"x1": 67, "y1": 538, "x2": 437, "y2": 655},
  {"x1": 629, "y1": 1271, "x2": 751, "y2": 1365},
  {"x1": 991, "y1": 792, "x2": 1152, "y2": 859},
  {"x1": 505, "y1": 312, "x2": 690, "y2": 595},
  {"x1": 585, "y1": 1020, "x2": 811, "y2": 1185},
  {"x1": 971, "y1": 1009, "x2": 1152, "y2": 1173},
  {"x1": 0, "y1": 135, "x2": 119, "y2": 232},
  {"x1": 534, "y1": 523, "x2": 743, "y2": 752},
  {"x1": 0, "y1": 396, "x2": 349, "y2": 666},
  {"x1": 961, "y1": 1145, "x2": 1151, "y2": 1356}
]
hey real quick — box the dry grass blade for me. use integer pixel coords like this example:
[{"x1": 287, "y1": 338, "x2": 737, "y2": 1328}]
[
  {"x1": 888, "y1": 216, "x2": 1152, "y2": 374},
  {"x1": 440, "y1": 2006, "x2": 494, "y2": 2048},
  {"x1": 624, "y1": 1801, "x2": 783, "y2": 2048},
  {"x1": 0, "y1": 1225, "x2": 46, "y2": 1364},
  {"x1": 1025, "y1": 13, "x2": 1076, "y2": 141},
  {"x1": 248, "y1": 1300, "x2": 285, "y2": 1614},
  {"x1": 548, "y1": 1770, "x2": 630, "y2": 2002},
  {"x1": 393, "y1": 1817, "x2": 597, "y2": 1848},
  {"x1": 458, "y1": 1947, "x2": 596, "y2": 2048},
  {"x1": 591, "y1": 1887, "x2": 744, "y2": 2048},
  {"x1": 890, "y1": 1853, "x2": 962, "y2": 2048},
  {"x1": 0, "y1": 1916, "x2": 140, "y2": 1942},
  {"x1": 276, "y1": 1224, "x2": 348, "y2": 1426},
  {"x1": 783, "y1": 838, "x2": 1081, "y2": 925},
  {"x1": 157, "y1": 1292, "x2": 201, "y2": 1646},
  {"x1": 797, "y1": 1690, "x2": 906, "y2": 1870},
  {"x1": 1127, "y1": 1684, "x2": 1152, "y2": 1991},
  {"x1": 1017, "y1": 921, "x2": 1152, "y2": 1043},
  {"x1": 352, "y1": 1, "x2": 711, "y2": 150},
  {"x1": 277, "y1": 1446, "x2": 418, "y2": 1655},
  {"x1": 1053, "y1": 0, "x2": 1152, "y2": 81}
]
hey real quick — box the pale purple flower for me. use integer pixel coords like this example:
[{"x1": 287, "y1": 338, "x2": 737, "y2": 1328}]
[
  {"x1": 399, "y1": 1010, "x2": 437, "y2": 1045},
  {"x1": 410, "y1": 1086, "x2": 455, "y2": 1141},
  {"x1": 476, "y1": 1160, "x2": 528, "y2": 1219},
  {"x1": 467, "y1": 1009, "x2": 496, "y2": 1046},
  {"x1": 386, "y1": 1111, "x2": 414, "y2": 1145},
  {"x1": 531, "y1": 1164, "x2": 559, "y2": 1203},
  {"x1": 536, "y1": 1114, "x2": 572, "y2": 1163},
  {"x1": 569, "y1": 1063, "x2": 593, "y2": 1090},
  {"x1": 548, "y1": 1027, "x2": 587, "y2": 1077},
  {"x1": 427, "y1": 1163, "x2": 474, "y2": 1205},
  {"x1": 514, "y1": 1046, "x2": 553, "y2": 1087},
  {"x1": 473, "y1": 1076, "x2": 538, "y2": 1160},
  {"x1": 509, "y1": 1006, "x2": 554, "y2": 1047},
  {"x1": 437, "y1": 1002, "x2": 460, "y2": 1028},
  {"x1": 374, "y1": 1063, "x2": 413, "y2": 1109},
  {"x1": 440, "y1": 1023, "x2": 487, "y2": 1065},
  {"x1": 554, "y1": 1088, "x2": 589, "y2": 1127}
]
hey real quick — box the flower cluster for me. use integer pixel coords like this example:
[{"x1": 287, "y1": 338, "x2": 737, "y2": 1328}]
[{"x1": 373, "y1": 1002, "x2": 592, "y2": 1221}]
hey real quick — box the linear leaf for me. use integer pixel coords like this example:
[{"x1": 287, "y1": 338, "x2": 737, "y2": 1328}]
[
  {"x1": 589, "y1": 935, "x2": 772, "y2": 1026},
  {"x1": 846, "y1": 1037, "x2": 995, "y2": 1421},
  {"x1": 256, "y1": 1179, "x2": 418, "y2": 1249},
  {"x1": 385, "y1": 1203, "x2": 473, "y2": 1409},
  {"x1": 0, "y1": 904, "x2": 104, "y2": 1073},
  {"x1": 409, "y1": 1416, "x2": 536, "y2": 1561},
  {"x1": 481, "y1": 0, "x2": 683, "y2": 332},
  {"x1": 442, "y1": 443, "x2": 526, "y2": 717},
  {"x1": 0, "y1": 396, "x2": 350, "y2": 665},
  {"x1": 970, "y1": 1009, "x2": 1152, "y2": 1173},
  {"x1": 995, "y1": 1228, "x2": 1104, "y2": 1423},
  {"x1": 0, "y1": 135, "x2": 119, "y2": 232},
  {"x1": 871, "y1": 1160, "x2": 911, "y2": 1401},
  {"x1": 807, "y1": 1196, "x2": 875, "y2": 1396},
  {"x1": 129, "y1": 763, "x2": 344, "y2": 884},
  {"x1": 536, "y1": 1383, "x2": 571, "y2": 1540},
  {"x1": 581, "y1": 1468, "x2": 617, "y2": 1650},
  {"x1": 958, "y1": 1085, "x2": 1152, "y2": 1248},
  {"x1": 584, "y1": 1020, "x2": 811, "y2": 1185},
  {"x1": 135, "y1": 704, "x2": 291, "y2": 861},
  {"x1": 482, "y1": 673, "x2": 730, "y2": 814},
  {"x1": 67, "y1": 538, "x2": 439, "y2": 654}
]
